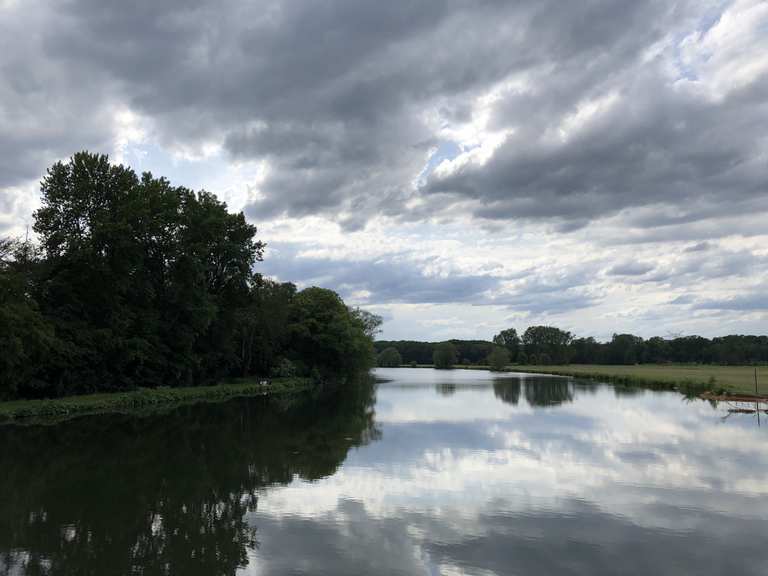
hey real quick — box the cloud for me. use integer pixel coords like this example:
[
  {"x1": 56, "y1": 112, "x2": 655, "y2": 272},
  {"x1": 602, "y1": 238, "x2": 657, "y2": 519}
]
[
  {"x1": 645, "y1": 248, "x2": 768, "y2": 286},
  {"x1": 693, "y1": 291, "x2": 768, "y2": 311},
  {"x1": 685, "y1": 242, "x2": 713, "y2": 253},
  {"x1": 2, "y1": 0, "x2": 768, "y2": 338},
  {"x1": 4, "y1": 0, "x2": 766, "y2": 232},
  {"x1": 421, "y1": 1, "x2": 768, "y2": 229},
  {"x1": 669, "y1": 294, "x2": 696, "y2": 305},
  {"x1": 493, "y1": 289, "x2": 599, "y2": 316},
  {"x1": 607, "y1": 262, "x2": 655, "y2": 276},
  {"x1": 260, "y1": 240, "x2": 605, "y2": 317},
  {"x1": 260, "y1": 243, "x2": 500, "y2": 305}
]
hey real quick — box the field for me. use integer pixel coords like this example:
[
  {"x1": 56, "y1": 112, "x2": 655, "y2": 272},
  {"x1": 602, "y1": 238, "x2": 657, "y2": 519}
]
[
  {"x1": 510, "y1": 364, "x2": 765, "y2": 396},
  {"x1": 399, "y1": 363, "x2": 766, "y2": 396}
]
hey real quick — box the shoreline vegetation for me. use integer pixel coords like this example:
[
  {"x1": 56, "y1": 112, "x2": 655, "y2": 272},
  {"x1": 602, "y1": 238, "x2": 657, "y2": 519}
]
[
  {"x1": 1, "y1": 152, "x2": 381, "y2": 405},
  {"x1": 0, "y1": 377, "x2": 313, "y2": 424},
  {"x1": 391, "y1": 363, "x2": 766, "y2": 399},
  {"x1": 376, "y1": 330, "x2": 768, "y2": 400},
  {"x1": 3, "y1": 363, "x2": 765, "y2": 425}
]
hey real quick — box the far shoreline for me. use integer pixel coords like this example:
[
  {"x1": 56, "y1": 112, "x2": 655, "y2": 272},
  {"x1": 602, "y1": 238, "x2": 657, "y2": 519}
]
[
  {"x1": 4, "y1": 364, "x2": 766, "y2": 425},
  {"x1": 378, "y1": 363, "x2": 767, "y2": 399}
]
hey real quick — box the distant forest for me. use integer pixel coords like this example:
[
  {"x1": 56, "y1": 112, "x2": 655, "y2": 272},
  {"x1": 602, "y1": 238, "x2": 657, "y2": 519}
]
[
  {"x1": 0, "y1": 152, "x2": 380, "y2": 401},
  {"x1": 376, "y1": 327, "x2": 768, "y2": 368}
]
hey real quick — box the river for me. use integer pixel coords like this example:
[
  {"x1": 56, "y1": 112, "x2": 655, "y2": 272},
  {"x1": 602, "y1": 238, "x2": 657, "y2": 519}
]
[{"x1": 1, "y1": 367, "x2": 766, "y2": 575}]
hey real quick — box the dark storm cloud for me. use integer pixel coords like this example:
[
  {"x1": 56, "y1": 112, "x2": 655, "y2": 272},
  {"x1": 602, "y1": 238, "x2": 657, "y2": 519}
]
[
  {"x1": 6, "y1": 0, "x2": 761, "y2": 232},
  {"x1": 424, "y1": 64, "x2": 768, "y2": 226},
  {"x1": 0, "y1": 1, "x2": 115, "y2": 188}
]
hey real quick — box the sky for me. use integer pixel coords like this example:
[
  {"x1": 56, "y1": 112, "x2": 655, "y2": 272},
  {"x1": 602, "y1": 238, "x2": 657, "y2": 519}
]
[{"x1": 1, "y1": 0, "x2": 767, "y2": 342}]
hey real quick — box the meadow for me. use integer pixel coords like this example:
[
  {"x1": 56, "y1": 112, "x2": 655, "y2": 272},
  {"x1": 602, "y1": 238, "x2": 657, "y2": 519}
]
[{"x1": 510, "y1": 364, "x2": 764, "y2": 396}]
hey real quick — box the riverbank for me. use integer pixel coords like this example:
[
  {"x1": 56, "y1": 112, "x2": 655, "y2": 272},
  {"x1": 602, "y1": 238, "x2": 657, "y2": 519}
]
[
  {"x1": 396, "y1": 363, "x2": 765, "y2": 397},
  {"x1": 0, "y1": 377, "x2": 314, "y2": 424},
  {"x1": 510, "y1": 364, "x2": 765, "y2": 396}
]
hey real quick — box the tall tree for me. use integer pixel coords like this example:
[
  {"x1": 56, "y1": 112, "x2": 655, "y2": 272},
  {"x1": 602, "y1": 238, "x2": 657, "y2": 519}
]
[
  {"x1": 493, "y1": 328, "x2": 520, "y2": 361},
  {"x1": 522, "y1": 326, "x2": 573, "y2": 365},
  {"x1": 32, "y1": 152, "x2": 265, "y2": 391},
  {"x1": 288, "y1": 287, "x2": 376, "y2": 378}
]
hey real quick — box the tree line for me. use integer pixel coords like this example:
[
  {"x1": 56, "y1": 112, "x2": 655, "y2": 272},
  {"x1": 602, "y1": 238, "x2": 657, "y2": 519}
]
[
  {"x1": 0, "y1": 152, "x2": 380, "y2": 400},
  {"x1": 375, "y1": 339, "x2": 497, "y2": 367},
  {"x1": 375, "y1": 326, "x2": 768, "y2": 369}
]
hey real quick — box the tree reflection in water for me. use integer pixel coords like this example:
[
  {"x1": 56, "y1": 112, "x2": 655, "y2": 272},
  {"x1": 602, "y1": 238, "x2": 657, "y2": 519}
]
[
  {"x1": 435, "y1": 382, "x2": 457, "y2": 396},
  {"x1": 494, "y1": 377, "x2": 574, "y2": 407},
  {"x1": 0, "y1": 379, "x2": 379, "y2": 576},
  {"x1": 493, "y1": 378, "x2": 521, "y2": 405}
]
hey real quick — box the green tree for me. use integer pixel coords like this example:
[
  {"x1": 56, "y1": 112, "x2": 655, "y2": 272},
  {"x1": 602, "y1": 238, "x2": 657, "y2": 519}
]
[
  {"x1": 570, "y1": 337, "x2": 602, "y2": 364},
  {"x1": 644, "y1": 336, "x2": 670, "y2": 363},
  {"x1": 492, "y1": 328, "x2": 520, "y2": 361},
  {"x1": 353, "y1": 308, "x2": 383, "y2": 340},
  {"x1": 0, "y1": 238, "x2": 61, "y2": 399},
  {"x1": 487, "y1": 346, "x2": 510, "y2": 371},
  {"x1": 288, "y1": 287, "x2": 376, "y2": 378},
  {"x1": 607, "y1": 333, "x2": 644, "y2": 365},
  {"x1": 30, "y1": 152, "x2": 267, "y2": 391},
  {"x1": 433, "y1": 342, "x2": 458, "y2": 369},
  {"x1": 522, "y1": 325, "x2": 573, "y2": 365},
  {"x1": 377, "y1": 347, "x2": 402, "y2": 367},
  {"x1": 237, "y1": 278, "x2": 297, "y2": 376}
]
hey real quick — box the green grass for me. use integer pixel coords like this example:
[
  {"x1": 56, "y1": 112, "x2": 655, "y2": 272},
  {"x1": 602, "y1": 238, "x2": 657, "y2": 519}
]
[
  {"x1": 0, "y1": 377, "x2": 313, "y2": 424},
  {"x1": 508, "y1": 364, "x2": 765, "y2": 396},
  {"x1": 390, "y1": 363, "x2": 765, "y2": 397}
]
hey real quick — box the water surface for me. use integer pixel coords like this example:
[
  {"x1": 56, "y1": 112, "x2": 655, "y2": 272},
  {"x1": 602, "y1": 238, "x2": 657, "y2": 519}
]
[{"x1": 1, "y1": 368, "x2": 766, "y2": 575}]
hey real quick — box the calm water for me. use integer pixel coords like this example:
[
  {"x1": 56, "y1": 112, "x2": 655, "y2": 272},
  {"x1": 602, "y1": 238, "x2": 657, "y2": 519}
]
[{"x1": 1, "y1": 368, "x2": 767, "y2": 575}]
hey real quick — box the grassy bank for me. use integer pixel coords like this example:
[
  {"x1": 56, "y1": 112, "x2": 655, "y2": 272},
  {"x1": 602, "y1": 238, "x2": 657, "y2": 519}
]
[
  {"x1": 506, "y1": 364, "x2": 764, "y2": 396},
  {"x1": 390, "y1": 363, "x2": 765, "y2": 396},
  {"x1": 0, "y1": 377, "x2": 313, "y2": 424}
]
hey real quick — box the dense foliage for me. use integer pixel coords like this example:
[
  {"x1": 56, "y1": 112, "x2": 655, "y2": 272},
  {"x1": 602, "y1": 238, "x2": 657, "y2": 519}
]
[
  {"x1": 375, "y1": 339, "x2": 495, "y2": 365},
  {"x1": 377, "y1": 347, "x2": 403, "y2": 367},
  {"x1": 433, "y1": 342, "x2": 458, "y2": 369},
  {"x1": 376, "y1": 328, "x2": 768, "y2": 367},
  {"x1": 487, "y1": 346, "x2": 510, "y2": 371},
  {"x1": 521, "y1": 326, "x2": 573, "y2": 365},
  {"x1": 492, "y1": 328, "x2": 520, "y2": 362},
  {"x1": 0, "y1": 152, "x2": 379, "y2": 400},
  {"x1": 566, "y1": 333, "x2": 768, "y2": 365}
]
